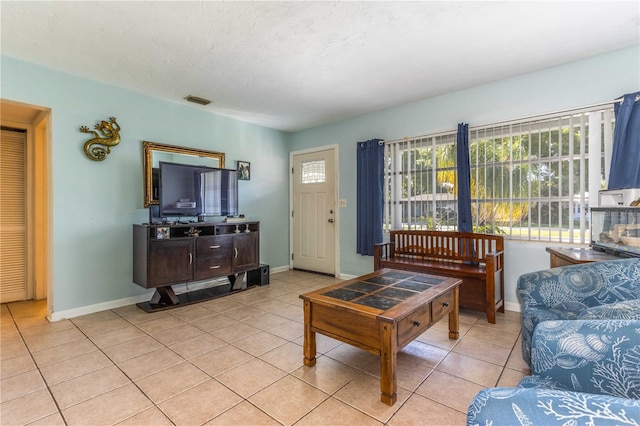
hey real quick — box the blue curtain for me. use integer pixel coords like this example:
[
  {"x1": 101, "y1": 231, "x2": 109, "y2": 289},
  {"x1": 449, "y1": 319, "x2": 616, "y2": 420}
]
[
  {"x1": 456, "y1": 123, "x2": 473, "y2": 233},
  {"x1": 608, "y1": 91, "x2": 640, "y2": 189},
  {"x1": 356, "y1": 139, "x2": 384, "y2": 255}
]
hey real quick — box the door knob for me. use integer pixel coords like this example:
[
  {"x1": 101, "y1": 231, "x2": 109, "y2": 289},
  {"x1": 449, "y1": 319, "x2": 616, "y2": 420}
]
[{"x1": 328, "y1": 218, "x2": 334, "y2": 223}]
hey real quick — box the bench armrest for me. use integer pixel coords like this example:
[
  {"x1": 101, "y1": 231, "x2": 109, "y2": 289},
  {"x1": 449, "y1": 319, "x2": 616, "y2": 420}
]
[{"x1": 373, "y1": 242, "x2": 393, "y2": 270}]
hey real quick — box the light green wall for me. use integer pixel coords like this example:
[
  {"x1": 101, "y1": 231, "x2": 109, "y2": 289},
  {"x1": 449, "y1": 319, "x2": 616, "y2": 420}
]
[
  {"x1": 290, "y1": 46, "x2": 640, "y2": 293},
  {"x1": 1, "y1": 56, "x2": 291, "y2": 314}
]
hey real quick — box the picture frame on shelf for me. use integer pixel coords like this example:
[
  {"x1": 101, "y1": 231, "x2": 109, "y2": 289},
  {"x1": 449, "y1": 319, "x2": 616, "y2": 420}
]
[{"x1": 237, "y1": 161, "x2": 250, "y2": 180}]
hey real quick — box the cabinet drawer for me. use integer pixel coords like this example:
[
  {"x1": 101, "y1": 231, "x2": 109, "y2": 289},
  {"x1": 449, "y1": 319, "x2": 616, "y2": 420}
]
[
  {"x1": 431, "y1": 290, "x2": 454, "y2": 323},
  {"x1": 397, "y1": 304, "x2": 431, "y2": 347},
  {"x1": 195, "y1": 258, "x2": 232, "y2": 280},
  {"x1": 196, "y1": 236, "x2": 232, "y2": 259}
]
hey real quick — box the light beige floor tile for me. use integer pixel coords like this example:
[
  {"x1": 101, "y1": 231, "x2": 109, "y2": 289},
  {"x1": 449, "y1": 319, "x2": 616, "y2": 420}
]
[
  {"x1": 204, "y1": 400, "x2": 280, "y2": 425},
  {"x1": 249, "y1": 299, "x2": 292, "y2": 314},
  {"x1": 0, "y1": 340, "x2": 29, "y2": 361},
  {"x1": 296, "y1": 397, "x2": 382, "y2": 426},
  {"x1": 292, "y1": 355, "x2": 361, "y2": 394},
  {"x1": 324, "y1": 343, "x2": 379, "y2": 371},
  {"x1": 150, "y1": 322, "x2": 204, "y2": 346},
  {"x1": 168, "y1": 305, "x2": 216, "y2": 322},
  {"x1": 49, "y1": 364, "x2": 130, "y2": 409},
  {"x1": 465, "y1": 323, "x2": 520, "y2": 348},
  {"x1": 136, "y1": 361, "x2": 210, "y2": 403},
  {"x1": 232, "y1": 330, "x2": 288, "y2": 356},
  {"x1": 249, "y1": 375, "x2": 329, "y2": 426},
  {"x1": 30, "y1": 338, "x2": 98, "y2": 367},
  {"x1": 190, "y1": 314, "x2": 238, "y2": 332},
  {"x1": 118, "y1": 309, "x2": 172, "y2": 325},
  {"x1": 39, "y1": 350, "x2": 113, "y2": 386},
  {"x1": 216, "y1": 358, "x2": 287, "y2": 398},
  {"x1": 271, "y1": 303, "x2": 302, "y2": 319},
  {"x1": 436, "y1": 352, "x2": 502, "y2": 387},
  {"x1": 28, "y1": 411, "x2": 67, "y2": 426},
  {"x1": 452, "y1": 336, "x2": 512, "y2": 365},
  {"x1": 169, "y1": 333, "x2": 227, "y2": 359},
  {"x1": 191, "y1": 344, "x2": 254, "y2": 376},
  {"x1": 397, "y1": 340, "x2": 449, "y2": 368},
  {"x1": 62, "y1": 383, "x2": 153, "y2": 425},
  {"x1": 415, "y1": 328, "x2": 461, "y2": 350},
  {"x1": 364, "y1": 356, "x2": 433, "y2": 392},
  {"x1": 266, "y1": 319, "x2": 304, "y2": 341},
  {"x1": 210, "y1": 321, "x2": 261, "y2": 343},
  {"x1": 202, "y1": 298, "x2": 244, "y2": 314},
  {"x1": 117, "y1": 406, "x2": 174, "y2": 426},
  {"x1": 17, "y1": 319, "x2": 75, "y2": 339},
  {"x1": 135, "y1": 315, "x2": 186, "y2": 334},
  {"x1": 0, "y1": 369, "x2": 46, "y2": 403},
  {"x1": 159, "y1": 379, "x2": 243, "y2": 425},
  {"x1": 506, "y1": 342, "x2": 531, "y2": 374},
  {"x1": 333, "y1": 373, "x2": 410, "y2": 423},
  {"x1": 244, "y1": 312, "x2": 289, "y2": 330},
  {"x1": 387, "y1": 393, "x2": 467, "y2": 425},
  {"x1": 117, "y1": 347, "x2": 184, "y2": 380},
  {"x1": 259, "y1": 341, "x2": 306, "y2": 373},
  {"x1": 0, "y1": 388, "x2": 58, "y2": 424},
  {"x1": 72, "y1": 310, "x2": 121, "y2": 325},
  {"x1": 415, "y1": 370, "x2": 484, "y2": 412},
  {"x1": 497, "y1": 368, "x2": 528, "y2": 387},
  {"x1": 90, "y1": 324, "x2": 148, "y2": 348},
  {"x1": 73, "y1": 317, "x2": 131, "y2": 337},
  {"x1": 224, "y1": 305, "x2": 264, "y2": 321},
  {"x1": 0, "y1": 353, "x2": 36, "y2": 379},
  {"x1": 22, "y1": 327, "x2": 86, "y2": 352},
  {"x1": 101, "y1": 335, "x2": 164, "y2": 363}
]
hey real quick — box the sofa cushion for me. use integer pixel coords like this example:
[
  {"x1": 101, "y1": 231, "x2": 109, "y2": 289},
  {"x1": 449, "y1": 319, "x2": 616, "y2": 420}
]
[{"x1": 577, "y1": 299, "x2": 640, "y2": 320}]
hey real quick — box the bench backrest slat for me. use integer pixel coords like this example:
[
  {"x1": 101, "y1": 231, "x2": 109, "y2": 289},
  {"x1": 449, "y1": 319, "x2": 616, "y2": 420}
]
[{"x1": 390, "y1": 230, "x2": 503, "y2": 264}]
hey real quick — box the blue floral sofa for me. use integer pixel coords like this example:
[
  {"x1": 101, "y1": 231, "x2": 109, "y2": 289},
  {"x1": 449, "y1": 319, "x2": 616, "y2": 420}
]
[
  {"x1": 518, "y1": 258, "x2": 640, "y2": 366},
  {"x1": 467, "y1": 319, "x2": 640, "y2": 425}
]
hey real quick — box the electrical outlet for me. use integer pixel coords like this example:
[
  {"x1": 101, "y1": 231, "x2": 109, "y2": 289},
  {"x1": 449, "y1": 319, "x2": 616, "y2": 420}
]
[{"x1": 339, "y1": 199, "x2": 347, "y2": 208}]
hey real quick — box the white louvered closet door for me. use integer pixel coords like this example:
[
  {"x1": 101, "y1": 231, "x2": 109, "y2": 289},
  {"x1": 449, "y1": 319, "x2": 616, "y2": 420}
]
[{"x1": 1, "y1": 129, "x2": 28, "y2": 302}]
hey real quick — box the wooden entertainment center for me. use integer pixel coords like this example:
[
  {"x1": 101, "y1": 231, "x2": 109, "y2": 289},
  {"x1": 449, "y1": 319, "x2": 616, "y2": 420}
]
[{"x1": 133, "y1": 221, "x2": 259, "y2": 311}]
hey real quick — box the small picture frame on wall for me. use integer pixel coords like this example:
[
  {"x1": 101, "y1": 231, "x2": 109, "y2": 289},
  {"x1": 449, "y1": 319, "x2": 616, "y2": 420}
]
[{"x1": 237, "y1": 161, "x2": 250, "y2": 180}]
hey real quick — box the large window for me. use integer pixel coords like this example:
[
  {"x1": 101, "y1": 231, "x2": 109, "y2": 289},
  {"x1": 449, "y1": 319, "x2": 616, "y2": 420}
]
[{"x1": 383, "y1": 105, "x2": 615, "y2": 242}]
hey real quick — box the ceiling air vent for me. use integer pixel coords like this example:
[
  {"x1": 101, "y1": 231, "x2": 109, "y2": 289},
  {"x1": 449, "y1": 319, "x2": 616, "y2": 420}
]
[{"x1": 184, "y1": 95, "x2": 211, "y2": 106}]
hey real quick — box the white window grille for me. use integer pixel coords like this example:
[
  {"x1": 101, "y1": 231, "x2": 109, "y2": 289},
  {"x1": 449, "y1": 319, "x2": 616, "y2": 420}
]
[
  {"x1": 301, "y1": 160, "x2": 326, "y2": 184},
  {"x1": 383, "y1": 105, "x2": 615, "y2": 242}
]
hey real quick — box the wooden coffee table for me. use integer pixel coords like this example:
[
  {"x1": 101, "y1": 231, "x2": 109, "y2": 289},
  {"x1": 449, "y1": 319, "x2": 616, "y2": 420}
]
[{"x1": 299, "y1": 268, "x2": 462, "y2": 405}]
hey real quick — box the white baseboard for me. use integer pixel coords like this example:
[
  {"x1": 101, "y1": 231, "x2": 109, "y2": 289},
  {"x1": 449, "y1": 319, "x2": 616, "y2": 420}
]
[
  {"x1": 50, "y1": 293, "x2": 150, "y2": 322},
  {"x1": 505, "y1": 301, "x2": 521, "y2": 313}
]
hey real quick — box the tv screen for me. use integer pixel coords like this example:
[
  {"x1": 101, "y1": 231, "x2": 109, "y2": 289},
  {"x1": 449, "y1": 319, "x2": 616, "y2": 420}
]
[{"x1": 159, "y1": 161, "x2": 238, "y2": 218}]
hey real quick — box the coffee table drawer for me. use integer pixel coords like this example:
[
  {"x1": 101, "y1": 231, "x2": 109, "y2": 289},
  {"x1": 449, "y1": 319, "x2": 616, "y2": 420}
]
[
  {"x1": 431, "y1": 290, "x2": 454, "y2": 322},
  {"x1": 397, "y1": 304, "x2": 431, "y2": 347}
]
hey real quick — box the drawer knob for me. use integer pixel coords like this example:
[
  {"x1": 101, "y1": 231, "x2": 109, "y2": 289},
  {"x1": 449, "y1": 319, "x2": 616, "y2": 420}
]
[
  {"x1": 413, "y1": 320, "x2": 421, "y2": 327},
  {"x1": 442, "y1": 302, "x2": 449, "y2": 307}
]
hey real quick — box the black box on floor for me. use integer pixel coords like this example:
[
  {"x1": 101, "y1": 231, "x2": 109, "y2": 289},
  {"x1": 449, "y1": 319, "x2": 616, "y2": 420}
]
[{"x1": 248, "y1": 264, "x2": 270, "y2": 286}]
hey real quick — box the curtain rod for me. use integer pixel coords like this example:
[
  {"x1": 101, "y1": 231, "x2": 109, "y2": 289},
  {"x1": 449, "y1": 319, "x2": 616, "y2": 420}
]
[{"x1": 384, "y1": 99, "x2": 617, "y2": 145}]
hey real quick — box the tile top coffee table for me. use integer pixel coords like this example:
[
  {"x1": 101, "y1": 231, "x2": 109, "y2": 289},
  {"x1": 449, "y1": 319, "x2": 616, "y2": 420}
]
[{"x1": 299, "y1": 268, "x2": 462, "y2": 405}]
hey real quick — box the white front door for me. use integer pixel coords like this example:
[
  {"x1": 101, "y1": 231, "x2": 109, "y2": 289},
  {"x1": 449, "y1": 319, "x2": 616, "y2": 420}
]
[{"x1": 291, "y1": 147, "x2": 337, "y2": 275}]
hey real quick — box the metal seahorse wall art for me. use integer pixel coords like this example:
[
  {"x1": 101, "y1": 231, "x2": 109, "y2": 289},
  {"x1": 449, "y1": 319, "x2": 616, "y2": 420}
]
[{"x1": 79, "y1": 117, "x2": 121, "y2": 161}]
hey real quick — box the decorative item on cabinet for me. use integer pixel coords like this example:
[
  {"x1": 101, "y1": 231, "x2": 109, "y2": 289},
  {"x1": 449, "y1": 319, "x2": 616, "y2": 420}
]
[{"x1": 79, "y1": 117, "x2": 121, "y2": 161}]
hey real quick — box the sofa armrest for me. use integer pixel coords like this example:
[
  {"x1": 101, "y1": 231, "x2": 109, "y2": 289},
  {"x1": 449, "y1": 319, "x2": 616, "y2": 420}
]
[
  {"x1": 467, "y1": 387, "x2": 640, "y2": 426},
  {"x1": 531, "y1": 319, "x2": 640, "y2": 399}
]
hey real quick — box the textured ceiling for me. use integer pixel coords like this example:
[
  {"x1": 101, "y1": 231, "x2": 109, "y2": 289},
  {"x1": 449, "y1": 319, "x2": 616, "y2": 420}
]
[{"x1": 2, "y1": 1, "x2": 639, "y2": 132}]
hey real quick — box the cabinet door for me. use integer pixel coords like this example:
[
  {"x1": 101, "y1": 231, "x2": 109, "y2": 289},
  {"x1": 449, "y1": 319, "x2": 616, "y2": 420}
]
[
  {"x1": 233, "y1": 232, "x2": 259, "y2": 272},
  {"x1": 148, "y1": 240, "x2": 193, "y2": 286}
]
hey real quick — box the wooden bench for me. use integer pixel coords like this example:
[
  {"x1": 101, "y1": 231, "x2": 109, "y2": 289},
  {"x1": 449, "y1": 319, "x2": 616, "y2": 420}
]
[{"x1": 374, "y1": 230, "x2": 504, "y2": 323}]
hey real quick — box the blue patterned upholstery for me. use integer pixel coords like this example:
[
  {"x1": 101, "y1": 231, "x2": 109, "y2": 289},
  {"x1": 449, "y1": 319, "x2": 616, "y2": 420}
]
[
  {"x1": 517, "y1": 258, "x2": 640, "y2": 366},
  {"x1": 467, "y1": 319, "x2": 640, "y2": 425}
]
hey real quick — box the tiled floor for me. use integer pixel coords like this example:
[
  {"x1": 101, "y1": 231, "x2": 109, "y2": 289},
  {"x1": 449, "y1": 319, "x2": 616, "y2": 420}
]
[{"x1": 1, "y1": 270, "x2": 530, "y2": 425}]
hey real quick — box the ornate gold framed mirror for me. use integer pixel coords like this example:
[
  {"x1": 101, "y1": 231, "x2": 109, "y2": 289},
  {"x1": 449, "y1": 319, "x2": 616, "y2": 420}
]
[{"x1": 143, "y1": 141, "x2": 225, "y2": 207}]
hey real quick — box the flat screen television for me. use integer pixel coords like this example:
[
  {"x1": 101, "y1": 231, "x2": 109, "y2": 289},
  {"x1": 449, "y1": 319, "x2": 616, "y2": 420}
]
[{"x1": 158, "y1": 161, "x2": 238, "y2": 218}]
